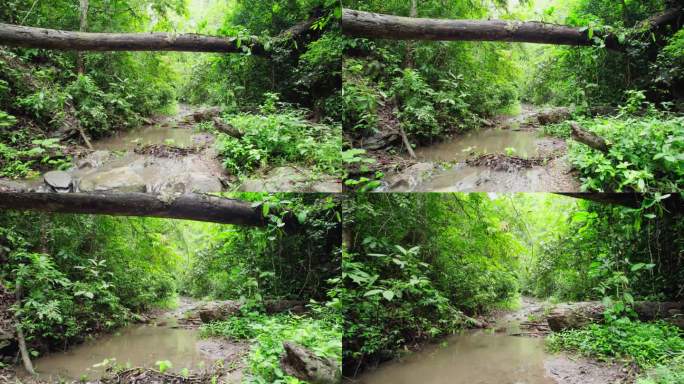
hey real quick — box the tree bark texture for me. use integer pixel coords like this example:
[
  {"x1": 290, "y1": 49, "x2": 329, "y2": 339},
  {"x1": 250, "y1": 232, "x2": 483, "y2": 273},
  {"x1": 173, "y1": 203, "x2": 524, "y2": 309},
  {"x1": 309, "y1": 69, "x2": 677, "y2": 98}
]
[
  {"x1": 0, "y1": 23, "x2": 266, "y2": 54},
  {"x1": 342, "y1": 7, "x2": 684, "y2": 50},
  {"x1": 0, "y1": 192, "x2": 268, "y2": 226},
  {"x1": 342, "y1": 8, "x2": 623, "y2": 50}
]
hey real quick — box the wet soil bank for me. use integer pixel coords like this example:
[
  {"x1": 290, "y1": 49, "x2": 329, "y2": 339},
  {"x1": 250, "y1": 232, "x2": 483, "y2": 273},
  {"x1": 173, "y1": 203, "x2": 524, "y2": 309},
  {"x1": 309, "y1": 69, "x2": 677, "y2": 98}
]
[
  {"x1": 350, "y1": 297, "x2": 631, "y2": 384},
  {"x1": 2, "y1": 297, "x2": 247, "y2": 384},
  {"x1": 0, "y1": 104, "x2": 340, "y2": 194},
  {"x1": 371, "y1": 105, "x2": 582, "y2": 192}
]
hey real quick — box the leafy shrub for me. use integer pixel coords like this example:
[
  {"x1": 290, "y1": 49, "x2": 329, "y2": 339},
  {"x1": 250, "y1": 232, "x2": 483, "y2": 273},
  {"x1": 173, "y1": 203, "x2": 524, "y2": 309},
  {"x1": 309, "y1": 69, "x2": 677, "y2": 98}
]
[
  {"x1": 183, "y1": 193, "x2": 341, "y2": 302},
  {"x1": 342, "y1": 59, "x2": 380, "y2": 134},
  {"x1": 547, "y1": 320, "x2": 684, "y2": 368},
  {"x1": 0, "y1": 138, "x2": 71, "y2": 178},
  {"x1": 215, "y1": 107, "x2": 341, "y2": 177},
  {"x1": 568, "y1": 112, "x2": 683, "y2": 192},
  {"x1": 201, "y1": 306, "x2": 342, "y2": 384},
  {"x1": 0, "y1": 212, "x2": 183, "y2": 351}
]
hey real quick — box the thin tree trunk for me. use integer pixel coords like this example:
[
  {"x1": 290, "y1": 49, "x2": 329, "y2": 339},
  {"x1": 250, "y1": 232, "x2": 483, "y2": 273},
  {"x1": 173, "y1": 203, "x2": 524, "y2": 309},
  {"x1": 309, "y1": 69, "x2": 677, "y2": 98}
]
[
  {"x1": 399, "y1": 125, "x2": 417, "y2": 159},
  {"x1": 76, "y1": 0, "x2": 88, "y2": 74},
  {"x1": 399, "y1": 0, "x2": 418, "y2": 159},
  {"x1": 14, "y1": 283, "x2": 35, "y2": 375}
]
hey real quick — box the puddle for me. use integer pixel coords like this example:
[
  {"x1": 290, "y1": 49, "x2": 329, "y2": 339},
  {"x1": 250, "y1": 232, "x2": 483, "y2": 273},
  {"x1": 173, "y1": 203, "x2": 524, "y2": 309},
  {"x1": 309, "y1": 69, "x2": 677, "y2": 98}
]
[
  {"x1": 415, "y1": 128, "x2": 541, "y2": 163},
  {"x1": 355, "y1": 330, "x2": 555, "y2": 384}
]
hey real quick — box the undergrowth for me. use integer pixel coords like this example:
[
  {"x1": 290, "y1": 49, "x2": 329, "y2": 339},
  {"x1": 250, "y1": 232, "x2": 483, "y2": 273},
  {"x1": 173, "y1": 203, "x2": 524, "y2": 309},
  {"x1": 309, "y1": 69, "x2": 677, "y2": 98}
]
[
  {"x1": 214, "y1": 96, "x2": 341, "y2": 178},
  {"x1": 200, "y1": 304, "x2": 342, "y2": 384},
  {"x1": 547, "y1": 319, "x2": 684, "y2": 368},
  {"x1": 567, "y1": 111, "x2": 683, "y2": 193}
]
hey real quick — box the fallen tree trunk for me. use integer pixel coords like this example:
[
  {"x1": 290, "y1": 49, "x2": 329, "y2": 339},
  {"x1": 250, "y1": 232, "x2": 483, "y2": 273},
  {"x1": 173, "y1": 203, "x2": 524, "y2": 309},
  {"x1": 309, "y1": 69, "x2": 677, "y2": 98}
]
[
  {"x1": 212, "y1": 117, "x2": 243, "y2": 138},
  {"x1": 342, "y1": 9, "x2": 622, "y2": 50},
  {"x1": 0, "y1": 192, "x2": 267, "y2": 227},
  {"x1": 546, "y1": 301, "x2": 683, "y2": 331},
  {"x1": 0, "y1": 23, "x2": 266, "y2": 54},
  {"x1": 570, "y1": 122, "x2": 609, "y2": 152},
  {"x1": 342, "y1": 7, "x2": 683, "y2": 50}
]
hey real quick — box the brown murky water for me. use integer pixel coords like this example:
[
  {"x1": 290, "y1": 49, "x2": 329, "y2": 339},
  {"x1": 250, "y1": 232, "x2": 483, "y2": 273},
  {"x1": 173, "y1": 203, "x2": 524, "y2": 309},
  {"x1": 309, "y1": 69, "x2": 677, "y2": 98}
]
[
  {"x1": 93, "y1": 104, "x2": 199, "y2": 151},
  {"x1": 29, "y1": 324, "x2": 215, "y2": 381},
  {"x1": 356, "y1": 330, "x2": 555, "y2": 384},
  {"x1": 24, "y1": 298, "x2": 243, "y2": 381},
  {"x1": 92, "y1": 124, "x2": 198, "y2": 150},
  {"x1": 415, "y1": 128, "x2": 541, "y2": 163}
]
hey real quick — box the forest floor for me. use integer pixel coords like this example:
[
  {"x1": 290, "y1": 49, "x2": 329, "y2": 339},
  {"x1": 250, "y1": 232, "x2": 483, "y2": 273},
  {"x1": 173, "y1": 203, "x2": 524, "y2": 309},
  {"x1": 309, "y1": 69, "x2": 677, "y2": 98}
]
[
  {"x1": 0, "y1": 104, "x2": 339, "y2": 194},
  {"x1": 369, "y1": 105, "x2": 582, "y2": 192},
  {"x1": 0, "y1": 296, "x2": 248, "y2": 383}
]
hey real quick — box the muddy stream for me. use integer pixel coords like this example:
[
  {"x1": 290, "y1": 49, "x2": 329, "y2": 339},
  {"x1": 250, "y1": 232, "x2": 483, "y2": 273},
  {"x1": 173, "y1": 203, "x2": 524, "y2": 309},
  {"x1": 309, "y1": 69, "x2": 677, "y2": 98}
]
[
  {"x1": 0, "y1": 103, "x2": 341, "y2": 194},
  {"x1": 20, "y1": 297, "x2": 246, "y2": 382},
  {"x1": 385, "y1": 105, "x2": 581, "y2": 192},
  {"x1": 354, "y1": 298, "x2": 628, "y2": 384}
]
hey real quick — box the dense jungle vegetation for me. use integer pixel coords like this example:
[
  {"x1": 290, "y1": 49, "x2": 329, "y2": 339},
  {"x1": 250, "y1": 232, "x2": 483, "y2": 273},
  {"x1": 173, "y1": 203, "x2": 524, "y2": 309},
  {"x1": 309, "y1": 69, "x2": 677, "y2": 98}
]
[
  {"x1": 0, "y1": 193, "x2": 342, "y2": 383},
  {"x1": 0, "y1": 0, "x2": 342, "y2": 182},
  {"x1": 342, "y1": 193, "x2": 683, "y2": 382},
  {"x1": 343, "y1": 0, "x2": 684, "y2": 193}
]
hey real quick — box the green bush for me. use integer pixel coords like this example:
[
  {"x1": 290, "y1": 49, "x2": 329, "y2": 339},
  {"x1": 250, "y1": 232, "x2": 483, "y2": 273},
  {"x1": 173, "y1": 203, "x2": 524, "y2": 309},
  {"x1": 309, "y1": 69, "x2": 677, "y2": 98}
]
[
  {"x1": 215, "y1": 108, "x2": 341, "y2": 177},
  {"x1": 547, "y1": 320, "x2": 684, "y2": 368},
  {"x1": 568, "y1": 112, "x2": 683, "y2": 193},
  {"x1": 201, "y1": 306, "x2": 342, "y2": 384},
  {"x1": 0, "y1": 212, "x2": 183, "y2": 351}
]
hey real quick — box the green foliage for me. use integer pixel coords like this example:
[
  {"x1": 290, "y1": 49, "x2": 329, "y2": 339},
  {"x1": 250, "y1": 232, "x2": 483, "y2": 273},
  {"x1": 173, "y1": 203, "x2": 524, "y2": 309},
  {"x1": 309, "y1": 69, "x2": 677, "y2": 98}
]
[
  {"x1": 636, "y1": 355, "x2": 684, "y2": 384},
  {"x1": 183, "y1": 193, "x2": 341, "y2": 302},
  {"x1": 0, "y1": 138, "x2": 71, "y2": 178},
  {"x1": 568, "y1": 112, "x2": 683, "y2": 193},
  {"x1": 155, "y1": 360, "x2": 173, "y2": 374},
  {"x1": 215, "y1": 105, "x2": 341, "y2": 177},
  {"x1": 527, "y1": 196, "x2": 683, "y2": 302},
  {"x1": 341, "y1": 149, "x2": 383, "y2": 192},
  {"x1": 342, "y1": 193, "x2": 524, "y2": 373},
  {"x1": 547, "y1": 320, "x2": 684, "y2": 368},
  {"x1": 343, "y1": 0, "x2": 519, "y2": 145},
  {"x1": 523, "y1": 0, "x2": 677, "y2": 107},
  {"x1": 181, "y1": 0, "x2": 341, "y2": 122},
  {"x1": 201, "y1": 305, "x2": 342, "y2": 384},
  {"x1": 0, "y1": 212, "x2": 184, "y2": 350}
]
